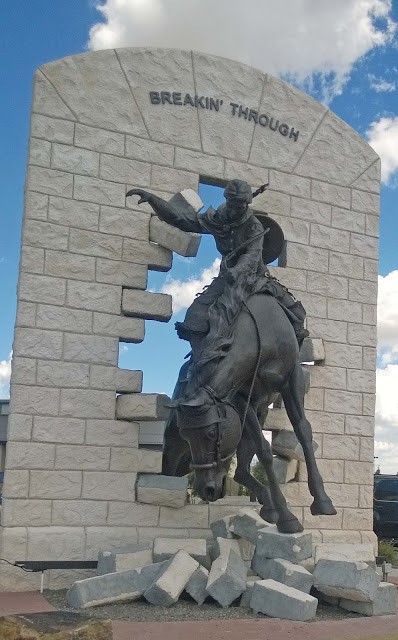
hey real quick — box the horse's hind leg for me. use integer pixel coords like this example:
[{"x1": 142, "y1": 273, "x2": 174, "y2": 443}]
[
  {"x1": 281, "y1": 362, "x2": 337, "y2": 516},
  {"x1": 234, "y1": 428, "x2": 278, "y2": 524}
]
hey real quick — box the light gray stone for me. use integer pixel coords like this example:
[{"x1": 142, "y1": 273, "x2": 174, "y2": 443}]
[
  {"x1": 126, "y1": 136, "x2": 174, "y2": 166},
  {"x1": 299, "y1": 337, "x2": 326, "y2": 363},
  {"x1": 45, "y1": 250, "x2": 95, "y2": 281},
  {"x1": 82, "y1": 472, "x2": 136, "y2": 502},
  {"x1": 122, "y1": 289, "x2": 172, "y2": 322},
  {"x1": 136, "y1": 474, "x2": 188, "y2": 508},
  {"x1": 74, "y1": 175, "x2": 126, "y2": 208},
  {"x1": 69, "y1": 228, "x2": 122, "y2": 260},
  {"x1": 100, "y1": 154, "x2": 151, "y2": 186},
  {"x1": 206, "y1": 549, "x2": 248, "y2": 607},
  {"x1": 90, "y1": 366, "x2": 142, "y2": 393},
  {"x1": 122, "y1": 237, "x2": 172, "y2": 272},
  {"x1": 11, "y1": 356, "x2": 36, "y2": 385},
  {"x1": 150, "y1": 216, "x2": 200, "y2": 258},
  {"x1": 254, "y1": 525, "x2": 313, "y2": 563},
  {"x1": 86, "y1": 419, "x2": 139, "y2": 447},
  {"x1": 36, "y1": 304, "x2": 92, "y2": 334},
  {"x1": 239, "y1": 576, "x2": 262, "y2": 608},
  {"x1": 19, "y1": 273, "x2": 66, "y2": 306},
  {"x1": 273, "y1": 457, "x2": 298, "y2": 484},
  {"x1": 311, "y1": 180, "x2": 351, "y2": 209},
  {"x1": 42, "y1": 49, "x2": 148, "y2": 135},
  {"x1": 151, "y1": 166, "x2": 198, "y2": 193},
  {"x1": 110, "y1": 447, "x2": 162, "y2": 473},
  {"x1": 314, "y1": 543, "x2": 376, "y2": 569},
  {"x1": 272, "y1": 431, "x2": 318, "y2": 462},
  {"x1": 29, "y1": 470, "x2": 82, "y2": 499},
  {"x1": 1, "y1": 498, "x2": 52, "y2": 527},
  {"x1": 340, "y1": 582, "x2": 397, "y2": 616},
  {"x1": 313, "y1": 559, "x2": 380, "y2": 601},
  {"x1": 107, "y1": 503, "x2": 159, "y2": 527},
  {"x1": 60, "y1": 389, "x2": 116, "y2": 419},
  {"x1": 97, "y1": 545, "x2": 153, "y2": 575},
  {"x1": 51, "y1": 143, "x2": 99, "y2": 176},
  {"x1": 30, "y1": 114, "x2": 74, "y2": 144},
  {"x1": 154, "y1": 538, "x2": 207, "y2": 564},
  {"x1": 286, "y1": 243, "x2": 329, "y2": 273},
  {"x1": 2, "y1": 470, "x2": 30, "y2": 498},
  {"x1": 48, "y1": 196, "x2": 99, "y2": 230},
  {"x1": 93, "y1": 313, "x2": 144, "y2": 343},
  {"x1": 10, "y1": 384, "x2": 60, "y2": 417},
  {"x1": 224, "y1": 160, "x2": 268, "y2": 186},
  {"x1": 63, "y1": 334, "x2": 118, "y2": 366},
  {"x1": 54, "y1": 445, "x2": 110, "y2": 471},
  {"x1": 99, "y1": 206, "x2": 149, "y2": 241},
  {"x1": 29, "y1": 137, "x2": 51, "y2": 167},
  {"x1": 32, "y1": 417, "x2": 85, "y2": 444},
  {"x1": 230, "y1": 507, "x2": 269, "y2": 545},
  {"x1": 210, "y1": 537, "x2": 242, "y2": 562},
  {"x1": 291, "y1": 197, "x2": 331, "y2": 225},
  {"x1": 269, "y1": 170, "x2": 310, "y2": 198},
  {"x1": 185, "y1": 565, "x2": 209, "y2": 605},
  {"x1": 67, "y1": 281, "x2": 122, "y2": 314},
  {"x1": 116, "y1": 393, "x2": 170, "y2": 421},
  {"x1": 32, "y1": 69, "x2": 76, "y2": 120},
  {"x1": 250, "y1": 579, "x2": 318, "y2": 621},
  {"x1": 37, "y1": 360, "x2": 90, "y2": 388},
  {"x1": 27, "y1": 165, "x2": 73, "y2": 198},
  {"x1": 24, "y1": 191, "x2": 48, "y2": 221},
  {"x1": 96, "y1": 258, "x2": 147, "y2": 289},
  {"x1": 52, "y1": 500, "x2": 107, "y2": 526},
  {"x1": 75, "y1": 123, "x2": 124, "y2": 155},
  {"x1": 159, "y1": 504, "x2": 208, "y2": 528},
  {"x1": 210, "y1": 515, "x2": 234, "y2": 539},
  {"x1": 254, "y1": 558, "x2": 313, "y2": 594},
  {"x1": 67, "y1": 561, "x2": 168, "y2": 608},
  {"x1": 144, "y1": 551, "x2": 199, "y2": 606},
  {"x1": 6, "y1": 441, "x2": 55, "y2": 470}
]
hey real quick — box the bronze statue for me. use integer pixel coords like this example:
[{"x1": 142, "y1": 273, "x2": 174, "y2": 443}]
[{"x1": 127, "y1": 180, "x2": 336, "y2": 533}]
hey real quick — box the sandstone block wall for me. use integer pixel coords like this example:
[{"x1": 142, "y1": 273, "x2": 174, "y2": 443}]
[{"x1": 1, "y1": 48, "x2": 379, "y2": 590}]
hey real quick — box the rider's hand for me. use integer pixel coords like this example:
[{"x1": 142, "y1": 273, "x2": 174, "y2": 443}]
[{"x1": 126, "y1": 188, "x2": 152, "y2": 205}]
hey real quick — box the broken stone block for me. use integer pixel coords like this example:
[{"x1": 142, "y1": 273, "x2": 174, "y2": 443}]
[
  {"x1": 340, "y1": 582, "x2": 397, "y2": 616},
  {"x1": 150, "y1": 216, "x2": 201, "y2": 257},
  {"x1": 314, "y1": 543, "x2": 376, "y2": 569},
  {"x1": 254, "y1": 557, "x2": 314, "y2": 594},
  {"x1": 273, "y1": 456, "x2": 298, "y2": 483},
  {"x1": 250, "y1": 579, "x2": 318, "y2": 621},
  {"x1": 206, "y1": 549, "x2": 248, "y2": 607},
  {"x1": 97, "y1": 544, "x2": 153, "y2": 575},
  {"x1": 300, "y1": 337, "x2": 325, "y2": 363},
  {"x1": 272, "y1": 430, "x2": 318, "y2": 462},
  {"x1": 136, "y1": 474, "x2": 188, "y2": 508},
  {"x1": 239, "y1": 576, "x2": 262, "y2": 608},
  {"x1": 230, "y1": 507, "x2": 269, "y2": 544},
  {"x1": 299, "y1": 557, "x2": 315, "y2": 573},
  {"x1": 153, "y1": 537, "x2": 207, "y2": 564},
  {"x1": 67, "y1": 561, "x2": 168, "y2": 608},
  {"x1": 144, "y1": 550, "x2": 199, "y2": 606},
  {"x1": 254, "y1": 525, "x2": 313, "y2": 564},
  {"x1": 313, "y1": 559, "x2": 380, "y2": 602},
  {"x1": 211, "y1": 537, "x2": 241, "y2": 561},
  {"x1": 185, "y1": 565, "x2": 209, "y2": 605},
  {"x1": 168, "y1": 189, "x2": 203, "y2": 216},
  {"x1": 210, "y1": 515, "x2": 234, "y2": 539}
]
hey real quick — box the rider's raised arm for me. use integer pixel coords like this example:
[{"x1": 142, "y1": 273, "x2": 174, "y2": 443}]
[{"x1": 127, "y1": 188, "x2": 203, "y2": 233}]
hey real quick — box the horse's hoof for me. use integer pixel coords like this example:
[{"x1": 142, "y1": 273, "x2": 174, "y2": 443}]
[
  {"x1": 310, "y1": 498, "x2": 337, "y2": 516},
  {"x1": 259, "y1": 506, "x2": 279, "y2": 524},
  {"x1": 276, "y1": 516, "x2": 304, "y2": 534}
]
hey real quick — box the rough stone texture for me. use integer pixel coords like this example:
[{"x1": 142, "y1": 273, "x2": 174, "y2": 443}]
[
  {"x1": 0, "y1": 613, "x2": 112, "y2": 639},
  {"x1": 254, "y1": 526, "x2": 313, "y2": 564},
  {"x1": 254, "y1": 557, "x2": 314, "y2": 593},
  {"x1": 340, "y1": 582, "x2": 397, "y2": 616},
  {"x1": 185, "y1": 565, "x2": 209, "y2": 605},
  {"x1": 97, "y1": 545, "x2": 153, "y2": 575},
  {"x1": 4, "y1": 47, "x2": 379, "y2": 590},
  {"x1": 239, "y1": 576, "x2": 262, "y2": 608},
  {"x1": 272, "y1": 456, "x2": 298, "y2": 484},
  {"x1": 313, "y1": 559, "x2": 380, "y2": 602},
  {"x1": 250, "y1": 579, "x2": 318, "y2": 621},
  {"x1": 67, "y1": 561, "x2": 168, "y2": 608},
  {"x1": 150, "y1": 216, "x2": 201, "y2": 258},
  {"x1": 153, "y1": 538, "x2": 207, "y2": 564},
  {"x1": 206, "y1": 549, "x2": 248, "y2": 607},
  {"x1": 136, "y1": 474, "x2": 188, "y2": 508},
  {"x1": 229, "y1": 507, "x2": 269, "y2": 545},
  {"x1": 144, "y1": 550, "x2": 199, "y2": 606},
  {"x1": 210, "y1": 515, "x2": 234, "y2": 539},
  {"x1": 314, "y1": 543, "x2": 376, "y2": 569},
  {"x1": 272, "y1": 430, "x2": 318, "y2": 462}
]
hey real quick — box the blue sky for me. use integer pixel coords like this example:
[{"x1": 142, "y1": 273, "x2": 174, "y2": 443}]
[{"x1": 1, "y1": 0, "x2": 398, "y2": 471}]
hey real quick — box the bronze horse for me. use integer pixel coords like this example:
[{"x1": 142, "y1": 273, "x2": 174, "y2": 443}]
[{"x1": 161, "y1": 293, "x2": 336, "y2": 534}]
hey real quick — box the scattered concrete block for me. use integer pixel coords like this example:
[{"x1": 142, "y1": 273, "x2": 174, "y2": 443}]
[
  {"x1": 67, "y1": 561, "x2": 168, "y2": 608},
  {"x1": 272, "y1": 430, "x2": 318, "y2": 462},
  {"x1": 300, "y1": 337, "x2": 325, "y2": 363},
  {"x1": 136, "y1": 474, "x2": 188, "y2": 508},
  {"x1": 168, "y1": 189, "x2": 203, "y2": 215},
  {"x1": 250, "y1": 579, "x2": 318, "y2": 621},
  {"x1": 230, "y1": 507, "x2": 268, "y2": 545},
  {"x1": 254, "y1": 525, "x2": 313, "y2": 563},
  {"x1": 206, "y1": 550, "x2": 248, "y2": 607},
  {"x1": 340, "y1": 582, "x2": 397, "y2": 616},
  {"x1": 240, "y1": 576, "x2": 262, "y2": 608},
  {"x1": 153, "y1": 537, "x2": 207, "y2": 564},
  {"x1": 238, "y1": 538, "x2": 256, "y2": 563},
  {"x1": 211, "y1": 537, "x2": 241, "y2": 561},
  {"x1": 210, "y1": 515, "x2": 234, "y2": 539},
  {"x1": 273, "y1": 456, "x2": 298, "y2": 483},
  {"x1": 150, "y1": 216, "x2": 201, "y2": 257},
  {"x1": 313, "y1": 559, "x2": 380, "y2": 602},
  {"x1": 254, "y1": 557, "x2": 314, "y2": 594},
  {"x1": 299, "y1": 557, "x2": 315, "y2": 573},
  {"x1": 314, "y1": 543, "x2": 376, "y2": 569},
  {"x1": 116, "y1": 393, "x2": 170, "y2": 421},
  {"x1": 185, "y1": 565, "x2": 209, "y2": 605},
  {"x1": 97, "y1": 545, "x2": 153, "y2": 575},
  {"x1": 144, "y1": 550, "x2": 199, "y2": 606}
]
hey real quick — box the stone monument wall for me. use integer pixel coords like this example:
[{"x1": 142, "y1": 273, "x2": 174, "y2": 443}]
[{"x1": 0, "y1": 48, "x2": 380, "y2": 590}]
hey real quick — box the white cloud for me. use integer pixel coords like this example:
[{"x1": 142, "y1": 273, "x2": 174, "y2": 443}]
[
  {"x1": 88, "y1": 0, "x2": 396, "y2": 102},
  {"x1": 367, "y1": 116, "x2": 398, "y2": 184},
  {"x1": 375, "y1": 364, "x2": 398, "y2": 473},
  {"x1": 159, "y1": 258, "x2": 220, "y2": 314},
  {"x1": 368, "y1": 74, "x2": 396, "y2": 92},
  {"x1": 0, "y1": 353, "x2": 12, "y2": 399},
  {"x1": 377, "y1": 271, "x2": 398, "y2": 354}
]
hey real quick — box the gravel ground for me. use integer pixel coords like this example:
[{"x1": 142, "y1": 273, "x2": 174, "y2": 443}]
[{"x1": 44, "y1": 589, "x2": 362, "y2": 623}]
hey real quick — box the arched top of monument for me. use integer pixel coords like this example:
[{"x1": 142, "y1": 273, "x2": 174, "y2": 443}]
[{"x1": 34, "y1": 47, "x2": 379, "y2": 188}]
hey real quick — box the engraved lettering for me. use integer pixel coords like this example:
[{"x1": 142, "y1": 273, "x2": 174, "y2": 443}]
[
  {"x1": 230, "y1": 103, "x2": 239, "y2": 116},
  {"x1": 238, "y1": 105, "x2": 249, "y2": 119},
  {"x1": 172, "y1": 92, "x2": 182, "y2": 105},
  {"x1": 183, "y1": 93, "x2": 195, "y2": 106},
  {"x1": 210, "y1": 98, "x2": 220, "y2": 111},
  {"x1": 161, "y1": 91, "x2": 173, "y2": 105},
  {"x1": 149, "y1": 91, "x2": 161, "y2": 105},
  {"x1": 195, "y1": 95, "x2": 206, "y2": 108},
  {"x1": 290, "y1": 127, "x2": 299, "y2": 141},
  {"x1": 249, "y1": 109, "x2": 259, "y2": 124},
  {"x1": 279, "y1": 123, "x2": 289, "y2": 136},
  {"x1": 259, "y1": 114, "x2": 269, "y2": 127},
  {"x1": 269, "y1": 117, "x2": 279, "y2": 131}
]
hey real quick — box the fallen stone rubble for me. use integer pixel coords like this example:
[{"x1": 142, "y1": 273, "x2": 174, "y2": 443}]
[{"x1": 66, "y1": 507, "x2": 397, "y2": 620}]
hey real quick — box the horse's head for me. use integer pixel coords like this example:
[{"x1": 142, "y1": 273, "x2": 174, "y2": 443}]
[{"x1": 177, "y1": 392, "x2": 242, "y2": 502}]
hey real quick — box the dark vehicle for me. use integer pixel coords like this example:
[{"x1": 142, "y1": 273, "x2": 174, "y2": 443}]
[{"x1": 374, "y1": 474, "x2": 398, "y2": 539}]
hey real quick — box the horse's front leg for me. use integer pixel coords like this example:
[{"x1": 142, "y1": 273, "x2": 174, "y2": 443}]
[
  {"x1": 162, "y1": 361, "x2": 192, "y2": 477},
  {"x1": 243, "y1": 405, "x2": 303, "y2": 533},
  {"x1": 281, "y1": 362, "x2": 336, "y2": 516},
  {"x1": 234, "y1": 428, "x2": 278, "y2": 524}
]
